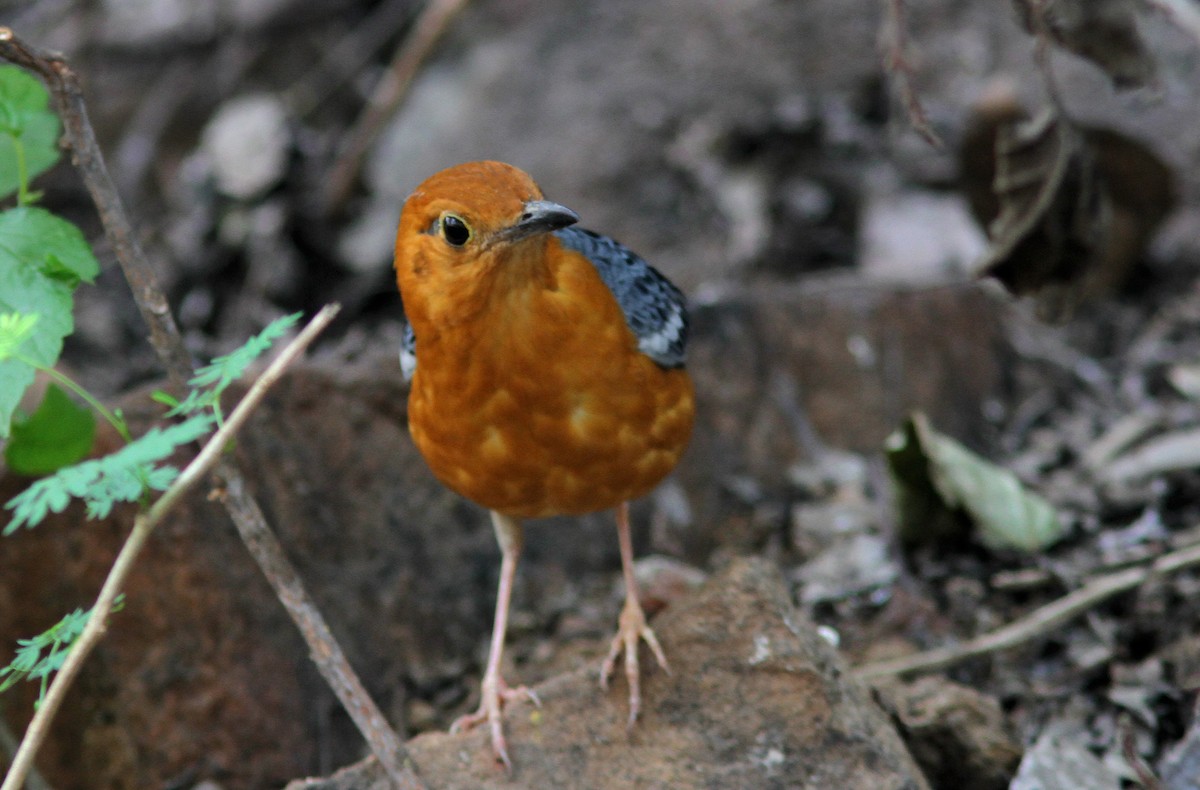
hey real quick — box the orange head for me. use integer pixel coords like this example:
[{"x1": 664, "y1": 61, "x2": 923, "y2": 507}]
[{"x1": 394, "y1": 161, "x2": 580, "y2": 332}]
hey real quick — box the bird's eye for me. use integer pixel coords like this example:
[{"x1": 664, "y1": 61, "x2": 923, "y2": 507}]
[{"x1": 440, "y1": 214, "x2": 471, "y2": 247}]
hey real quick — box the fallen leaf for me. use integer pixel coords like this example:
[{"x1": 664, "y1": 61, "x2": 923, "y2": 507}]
[
  {"x1": 960, "y1": 90, "x2": 1174, "y2": 320},
  {"x1": 885, "y1": 412, "x2": 1066, "y2": 552}
]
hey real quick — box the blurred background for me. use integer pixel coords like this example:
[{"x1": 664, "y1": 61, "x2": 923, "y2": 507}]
[{"x1": 8, "y1": 0, "x2": 1194, "y2": 393}]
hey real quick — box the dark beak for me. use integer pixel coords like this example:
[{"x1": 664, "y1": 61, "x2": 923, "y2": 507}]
[{"x1": 494, "y1": 199, "x2": 580, "y2": 245}]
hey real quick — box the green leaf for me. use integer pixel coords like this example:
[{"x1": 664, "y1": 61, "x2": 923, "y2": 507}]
[
  {"x1": 189, "y1": 312, "x2": 302, "y2": 395},
  {"x1": 5, "y1": 383, "x2": 96, "y2": 475},
  {"x1": 3, "y1": 413, "x2": 214, "y2": 533},
  {"x1": 162, "y1": 387, "x2": 215, "y2": 418},
  {"x1": 0, "y1": 311, "x2": 38, "y2": 360},
  {"x1": 0, "y1": 595, "x2": 124, "y2": 703},
  {"x1": 0, "y1": 206, "x2": 99, "y2": 438},
  {"x1": 0, "y1": 65, "x2": 61, "y2": 202},
  {"x1": 885, "y1": 412, "x2": 1066, "y2": 552},
  {"x1": 0, "y1": 207, "x2": 100, "y2": 284},
  {"x1": 150, "y1": 390, "x2": 180, "y2": 409}
]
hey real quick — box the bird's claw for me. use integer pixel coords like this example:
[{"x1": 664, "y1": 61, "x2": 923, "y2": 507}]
[
  {"x1": 600, "y1": 596, "x2": 670, "y2": 728},
  {"x1": 451, "y1": 674, "x2": 540, "y2": 772}
]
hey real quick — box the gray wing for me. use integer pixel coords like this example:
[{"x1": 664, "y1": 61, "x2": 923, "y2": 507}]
[
  {"x1": 400, "y1": 320, "x2": 417, "y2": 382},
  {"x1": 553, "y1": 226, "x2": 688, "y2": 368}
]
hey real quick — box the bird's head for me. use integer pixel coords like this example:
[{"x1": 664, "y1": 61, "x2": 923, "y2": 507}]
[{"x1": 394, "y1": 161, "x2": 580, "y2": 329}]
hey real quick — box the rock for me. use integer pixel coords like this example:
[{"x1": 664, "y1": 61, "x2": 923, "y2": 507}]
[
  {"x1": 690, "y1": 280, "x2": 1006, "y2": 455},
  {"x1": 790, "y1": 497, "x2": 877, "y2": 554},
  {"x1": 0, "y1": 356, "x2": 473, "y2": 789},
  {"x1": 0, "y1": 432, "x2": 317, "y2": 789},
  {"x1": 626, "y1": 554, "x2": 708, "y2": 615},
  {"x1": 345, "y1": 0, "x2": 1197, "y2": 288},
  {"x1": 200, "y1": 94, "x2": 291, "y2": 200},
  {"x1": 1009, "y1": 726, "x2": 1123, "y2": 790},
  {"x1": 797, "y1": 533, "x2": 898, "y2": 605},
  {"x1": 877, "y1": 676, "x2": 1022, "y2": 790},
  {"x1": 858, "y1": 182, "x2": 987, "y2": 284},
  {"x1": 678, "y1": 280, "x2": 1009, "y2": 557},
  {"x1": 288, "y1": 559, "x2": 930, "y2": 789}
]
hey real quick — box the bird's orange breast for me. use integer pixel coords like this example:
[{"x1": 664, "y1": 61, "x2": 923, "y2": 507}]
[{"x1": 405, "y1": 243, "x2": 695, "y2": 519}]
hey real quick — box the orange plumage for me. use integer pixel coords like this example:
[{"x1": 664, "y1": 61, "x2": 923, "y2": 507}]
[{"x1": 394, "y1": 161, "x2": 694, "y2": 770}]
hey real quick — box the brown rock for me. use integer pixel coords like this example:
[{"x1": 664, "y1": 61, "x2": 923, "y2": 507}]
[
  {"x1": 0, "y1": 464, "x2": 316, "y2": 790},
  {"x1": 289, "y1": 559, "x2": 930, "y2": 790},
  {"x1": 678, "y1": 281, "x2": 1008, "y2": 557},
  {"x1": 691, "y1": 280, "x2": 1005, "y2": 454},
  {"x1": 875, "y1": 676, "x2": 1022, "y2": 790}
]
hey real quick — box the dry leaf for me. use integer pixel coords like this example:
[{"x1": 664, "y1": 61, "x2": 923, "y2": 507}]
[
  {"x1": 960, "y1": 89, "x2": 1174, "y2": 320},
  {"x1": 984, "y1": 106, "x2": 1110, "y2": 319}
]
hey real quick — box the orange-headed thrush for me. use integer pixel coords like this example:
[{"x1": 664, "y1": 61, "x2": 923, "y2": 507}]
[{"x1": 394, "y1": 160, "x2": 695, "y2": 770}]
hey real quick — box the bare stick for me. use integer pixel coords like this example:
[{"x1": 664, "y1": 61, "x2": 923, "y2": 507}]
[
  {"x1": 2, "y1": 308, "x2": 338, "y2": 790},
  {"x1": 0, "y1": 28, "x2": 424, "y2": 789},
  {"x1": 322, "y1": 0, "x2": 470, "y2": 213},
  {"x1": 880, "y1": 0, "x2": 944, "y2": 149},
  {"x1": 0, "y1": 708, "x2": 50, "y2": 790},
  {"x1": 853, "y1": 540, "x2": 1200, "y2": 680}
]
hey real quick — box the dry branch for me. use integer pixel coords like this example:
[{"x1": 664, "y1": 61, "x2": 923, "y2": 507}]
[{"x1": 854, "y1": 539, "x2": 1200, "y2": 681}]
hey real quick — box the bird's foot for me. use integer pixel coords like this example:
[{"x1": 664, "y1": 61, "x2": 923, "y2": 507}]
[
  {"x1": 450, "y1": 672, "x2": 541, "y2": 772},
  {"x1": 600, "y1": 595, "x2": 670, "y2": 728}
]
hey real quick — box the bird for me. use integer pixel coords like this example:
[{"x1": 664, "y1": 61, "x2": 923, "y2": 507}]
[{"x1": 393, "y1": 160, "x2": 695, "y2": 770}]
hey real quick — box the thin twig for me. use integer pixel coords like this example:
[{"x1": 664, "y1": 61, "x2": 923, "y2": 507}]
[
  {"x1": 1, "y1": 307, "x2": 338, "y2": 790},
  {"x1": 853, "y1": 540, "x2": 1200, "y2": 680},
  {"x1": 0, "y1": 28, "x2": 424, "y2": 790},
  {"x1": 0, "y1": 705, "x2": 51, "y2": 790},
  {"x1": 880, "y1": 0, "x2": 944, "y2": 149},
  {"x1": 322, "y1": 0, "x2": 470, "y2": 213},
  {"x1": 1121, "y1": 714, "x2": 1162, "y2": 790}
]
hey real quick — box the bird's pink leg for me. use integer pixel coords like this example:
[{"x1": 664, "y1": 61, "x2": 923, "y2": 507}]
[
  {"x1": 450, "y1": 511, "x2": 540, "y2": 771},
  {"x1": 600, "y1": 501, "x2": 670, "y2": 727}
]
